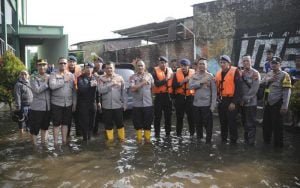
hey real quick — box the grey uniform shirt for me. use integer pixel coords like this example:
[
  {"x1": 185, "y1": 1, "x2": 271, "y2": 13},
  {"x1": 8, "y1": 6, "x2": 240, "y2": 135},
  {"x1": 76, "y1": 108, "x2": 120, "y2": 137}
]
[
  {"x1": 129, "y1": 72, "x2": 154, "y2": 107},
  {"x1": 189, "y1": 71, "x2": 217, "y2": 108},
  {"x1": 98, "y1": 73, "x2": 127, "y2": 109},
  {"x1": 261, "y1": 70, "x2": 291, "y2": 109},
  {"x1": 14, "y1": 78, "x2": 33, "y2": 109},
  {"x1": 30, "y1": 73, "x2": 51, "y2": 111},
  {"x1": 241, "y1": 68, "x2": 261, "y2": 107},
  {"x1": 49, "y1": 71, "x2": 77, "y2": 107}
]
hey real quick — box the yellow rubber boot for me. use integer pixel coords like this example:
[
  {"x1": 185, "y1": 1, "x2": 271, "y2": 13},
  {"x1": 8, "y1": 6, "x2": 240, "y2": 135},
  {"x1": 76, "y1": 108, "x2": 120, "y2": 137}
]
[
  {"x1": 144, "y1": 130, "x2": 151, "y2": 143},
  {"x1": 117, "y1": 127, "x2": 125, "y2": 142},
  {"x1": 106, "y1": 129, "x2": 114, "y2": 141},
  {"x1": 136, "y1": 129, "x2": 143, "y2": 143}
]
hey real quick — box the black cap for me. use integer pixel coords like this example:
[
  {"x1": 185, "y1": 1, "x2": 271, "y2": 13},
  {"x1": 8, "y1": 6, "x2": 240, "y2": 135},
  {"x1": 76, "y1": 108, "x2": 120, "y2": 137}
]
[
  {"x1": 68, "y1": 55, "x2": 77, "y2": 62},
  {"x1": 159, "y1": 56, "x2": 168, "y2": 62},
  {"x1": 84, "y1": 62, "x2": 95, "y2": 68},
  {"x1": 271, "y1": 56, "x2": 282, "y2": 64}
]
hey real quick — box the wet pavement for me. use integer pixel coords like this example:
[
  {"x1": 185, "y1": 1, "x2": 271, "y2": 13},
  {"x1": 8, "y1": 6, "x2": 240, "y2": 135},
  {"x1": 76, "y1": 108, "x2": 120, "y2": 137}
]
[{"x1": 0, "y1": 107, "x2": 300, "y2": 187}]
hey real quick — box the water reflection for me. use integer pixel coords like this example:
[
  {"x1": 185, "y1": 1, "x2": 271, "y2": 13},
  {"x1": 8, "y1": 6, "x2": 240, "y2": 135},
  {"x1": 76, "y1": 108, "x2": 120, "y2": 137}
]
[{"x1": 0, "y1": 109, "x2": 300, "y2": 187}]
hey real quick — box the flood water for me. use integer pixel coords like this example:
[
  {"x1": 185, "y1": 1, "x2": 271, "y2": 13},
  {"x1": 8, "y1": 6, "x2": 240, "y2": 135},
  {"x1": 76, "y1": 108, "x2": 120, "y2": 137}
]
[{"x1": 0, "y1": 108, "x2": 300, "y2": 188}]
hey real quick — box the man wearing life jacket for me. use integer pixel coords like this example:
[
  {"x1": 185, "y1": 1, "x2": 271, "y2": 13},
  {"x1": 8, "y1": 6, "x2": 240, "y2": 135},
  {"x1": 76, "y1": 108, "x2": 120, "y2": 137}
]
[
  {"x1": 172, "y1": 58, "x2": 195, "y2": 137},
  {"x1": 67, "y1": 55, "x2": 82, "y2": 138},
  {"x1": 261, "y1": 56, "x2": 291, "y2": 147},
  {"x1": 152, "y1": 56, "x2": 173, "y2": 138},
  {"x1": 215, "y1": 55, "x2": 242, "y2": 144}
]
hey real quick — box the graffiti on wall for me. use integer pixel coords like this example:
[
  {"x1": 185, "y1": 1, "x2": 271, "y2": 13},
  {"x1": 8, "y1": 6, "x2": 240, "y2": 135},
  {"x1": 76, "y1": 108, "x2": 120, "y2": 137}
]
[
  {"x1": 198, "y1": 39, "x2": 232, "y2": 75},
  {"x1": 237, "y1": 30, "x2": 300, "y2": 69}
]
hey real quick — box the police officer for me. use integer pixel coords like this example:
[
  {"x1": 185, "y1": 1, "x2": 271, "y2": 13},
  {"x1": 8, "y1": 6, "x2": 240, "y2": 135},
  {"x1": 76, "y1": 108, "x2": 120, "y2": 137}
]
[
  {"x1": 67, "y1": 55, "x2": 82, "y2": 137},
  {"x1": 240, "y1": 55, "x2": 261, "y2": 145},
  {"x1": 93, "y1": 57, "x2": 104, "y2": 136},
  {"x1": 98, "y1": 62, "x2": 127, "y2": 142},
  {"x1": 215, "y1": 55, "x2": 242, "y2": 144},
  {"x1": 289, "y1": 55, "x2": 300, "y2": 84},
  {"x1": 77, "y1": 62, "x2": 98, "y2": 141},
  {"x1": 170, "y1": 59, "x2": 178, "y2": 72},
  {"x1": 152, "y1": 56, "x2": 173, "y2": 138},
  {"x1": 129, "y1": 60, "x2": 154, "y2": 143},
  {"x1": 189, "y1": 58, "x2": 217, "y2": 143},
  {"x1": 262, "y1": 56, "x2": 291, "y2": 147},
  {"x1": 263, "y1": 49, "x2": 274, "y2": 73},
  {"x1": 29, "y1": 59, "x2": 51, "y2": 145},
  {"x1": 14, "y1": 70, "x2": 33, "y2": 134},
  {"x1": 289, "y1": 55, "x2": 300, "y2": 126},
  {"x1": 49, "y1": 57, "x2": 77, "y2": 146},
  {"x1": 172, "y1": 58, "x2": 195, "y2": 137}
]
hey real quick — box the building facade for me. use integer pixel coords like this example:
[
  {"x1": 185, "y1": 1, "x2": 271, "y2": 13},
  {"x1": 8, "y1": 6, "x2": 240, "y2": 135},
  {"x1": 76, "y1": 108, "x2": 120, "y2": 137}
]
[{"x1": 0, "y1": 0, "x2": 68, "y2": 66}]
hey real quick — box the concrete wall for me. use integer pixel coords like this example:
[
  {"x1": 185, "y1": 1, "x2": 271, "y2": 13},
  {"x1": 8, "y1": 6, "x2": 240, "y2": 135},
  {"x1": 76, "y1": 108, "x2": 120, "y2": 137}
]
[
  {"x1": 104, "y1": 39, "x2": 193, "y2": 69},
  {"x1": 194, "y1": 0, "x2": 300, "y2": 74},
  {"x1": 38, "y1": 35, "x2": 68, "y2": 65}
]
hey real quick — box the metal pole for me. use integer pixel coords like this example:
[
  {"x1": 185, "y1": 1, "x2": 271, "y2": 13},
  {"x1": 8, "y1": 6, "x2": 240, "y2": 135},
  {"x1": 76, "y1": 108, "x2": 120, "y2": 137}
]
[
  {"x1": 179, "y1": 23, "x2": 196, "y2": 61},
  {"x1": 116, "y1": 50, "x2": 118, "y2": 63},
  {"x1": 1, "y1": 0, "x2": 7, "y2": 52}
]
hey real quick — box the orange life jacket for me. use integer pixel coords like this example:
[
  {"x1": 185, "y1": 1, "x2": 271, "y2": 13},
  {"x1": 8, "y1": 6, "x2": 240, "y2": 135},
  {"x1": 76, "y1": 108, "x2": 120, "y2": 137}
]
[
  {"x1": 68, "y1": 64, "x2": 81, "y2": 89},
  {"x1": 215, "y1": 66, "x2": 237, "y2": 97},
  {"x1": 152, "y1": 67, "x2": 173, "y2": 94},
  {"x1": 175, "y1": 68, "x2": 195, "y2": 96}
]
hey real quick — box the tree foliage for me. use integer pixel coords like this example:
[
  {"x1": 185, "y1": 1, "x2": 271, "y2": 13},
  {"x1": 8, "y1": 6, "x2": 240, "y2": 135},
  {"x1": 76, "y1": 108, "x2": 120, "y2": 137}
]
[{"x1": 0, "y1": 51, "x2": 26, "y2": 109}]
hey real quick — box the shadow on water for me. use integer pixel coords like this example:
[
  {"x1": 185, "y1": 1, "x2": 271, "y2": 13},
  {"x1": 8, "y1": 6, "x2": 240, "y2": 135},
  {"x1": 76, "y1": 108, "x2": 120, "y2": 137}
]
[{"x1": 0, "y1": 107, "x2": 300, "y2": 187}]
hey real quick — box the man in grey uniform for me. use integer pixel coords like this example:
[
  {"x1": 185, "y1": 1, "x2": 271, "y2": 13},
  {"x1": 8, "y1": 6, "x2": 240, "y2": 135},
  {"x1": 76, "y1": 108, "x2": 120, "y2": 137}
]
[
  {"x1": 189, "y1": 58, "x2": 217, "y2": 143},
  {"x1": 129, "y1": 60, "x2": 154, "y2": 143},
  {"x1": 29, "y1": 59, "x2": 51, "y2": 145},
  {"x1": 98, "y1": 62, "x2": 127, "y2": 142},
  {"x1": 261, "y1": 56, "x2": 291, "y2": 147},
  {"x1": 240, "y1": 55, "x2": 260, "y2": 146},
  {"x1": 49, "y1": 57, "x2": 77, "y2": 146}
]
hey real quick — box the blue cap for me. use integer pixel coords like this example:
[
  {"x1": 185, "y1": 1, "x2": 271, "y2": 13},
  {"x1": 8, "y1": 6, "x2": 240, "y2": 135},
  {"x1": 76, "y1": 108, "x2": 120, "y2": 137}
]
[
  {"x1": 84, "y1": 62, "x2": 95, "y2": 68},
  {"x1": 68, "y1": 55, "x2": 77, "y2": 62},
  {"x1": 159, "y1": 56, "x2": 168, "y2": 62},
  {"x1": 220, "y1": 55, "x2": 231, "y2": 63},
  {"x1": 179, "y1": 58, "x2": 191, "y2": 66}
]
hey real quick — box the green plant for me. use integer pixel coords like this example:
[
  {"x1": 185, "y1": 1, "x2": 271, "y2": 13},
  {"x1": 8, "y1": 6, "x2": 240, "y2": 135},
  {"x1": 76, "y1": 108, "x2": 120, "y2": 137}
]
[
  {"x1": 0, "y1": 51, "x2": 26, "y2": 110},
  {"x1": 30, "y1": 53, "x2": 38, "y2": 74},
  {"x1": 290, "y1": 81, "x2": 300, "y2": 116}
]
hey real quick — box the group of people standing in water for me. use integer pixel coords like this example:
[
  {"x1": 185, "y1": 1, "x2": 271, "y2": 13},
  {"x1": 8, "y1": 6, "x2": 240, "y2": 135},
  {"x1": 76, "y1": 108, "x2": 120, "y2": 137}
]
[{"x1": 14, "y1": 52, "x2": 296, "y2": 148}]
